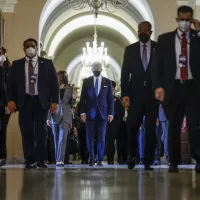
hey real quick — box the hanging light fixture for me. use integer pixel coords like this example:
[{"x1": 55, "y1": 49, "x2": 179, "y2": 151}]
[
  {"x1": 66, "y1": 0, "x2": 128, "y2": 14},
  {"x1": 81, "y1": 14, "x2": 109, "y2": 78}
]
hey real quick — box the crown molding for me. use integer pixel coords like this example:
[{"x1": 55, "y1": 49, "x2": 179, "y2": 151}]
[
  {"x1": 0, "y1": 0, "x2": 17, "y2": 13},
  {"x1": 177, "y1": 0, "x2": 200, "y2": 7}
]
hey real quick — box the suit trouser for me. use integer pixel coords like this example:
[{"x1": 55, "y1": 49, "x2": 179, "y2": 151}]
[
  {"x1": 0, "y1": 113, "x2": 10, "y2": 159},
  {"x1": 18, "y1": 95, "x2": 48, "y2": 164},
  {"x1": 164, "y1": 81, "x2": 200, "y2": 165},
  {"x1": 86, "y1": 109, "x2": 107, "y2": 162},
  {"x1": 52, "y1": 120, "x2": 69, "y2": 162},
  {"x1": 106, "y1": 119, "x2": 121, "y2": 162},
  {"x1": 127, "y1": 90, "x2": 158, "y2": 165},
  {"x1": 116, "y1": 121, "x2": 128, "y2": 163},
  {"x1": 138, "y1": 128, "x2": 145, "y2": 161},
  {"x1": 78, "y1": 129, "x2": 88, "y2": 163},
  {"x1": 47, "y1": 127, "x2": 55, "y2": 162}
]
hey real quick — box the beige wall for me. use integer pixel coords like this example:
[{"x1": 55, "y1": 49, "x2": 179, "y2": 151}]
[{"x1": 2, "y1": 0, "x2": 200, "y2": 159}]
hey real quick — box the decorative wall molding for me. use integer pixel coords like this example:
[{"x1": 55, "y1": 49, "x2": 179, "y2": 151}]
[
  {"x1": 177, "y1": 0, "x2": 200, "y2": 7},
  {"x1": 0, "y1": 0, "x2": 17, "y2": 13}
]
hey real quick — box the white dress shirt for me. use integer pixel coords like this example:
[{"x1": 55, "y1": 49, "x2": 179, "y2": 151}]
[
  {"x1": 140, "y1": 40, "x2": 151, "y2": 64},
  {"x1": 93, "y1": 75, "x2": 102, "y2": 96},
  {"x1": 25, "y1": 55, "x2": 39, "y2": 95},
  {"x1": 175, "y1": 29, "x2": 193, "y2": 79}
]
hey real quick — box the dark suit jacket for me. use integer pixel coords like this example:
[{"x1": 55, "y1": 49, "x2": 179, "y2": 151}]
[
  {"x1": 152, "y1": 29, "x2": 200, "y2": 105},
  {"x1": 80, "y1": 76, "x2": 114, "y2": 121},
  {"x1": 7, "y1": 57, "x2": 59, "y2": 110},
  {"x1": 121, "y1": 41, "x2": 156, "y2": 103}
]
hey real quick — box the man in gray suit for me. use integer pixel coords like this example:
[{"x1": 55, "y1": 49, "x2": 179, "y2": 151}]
[{"x1": 47, "y1": 71, "x2": 76, "y2": 167}]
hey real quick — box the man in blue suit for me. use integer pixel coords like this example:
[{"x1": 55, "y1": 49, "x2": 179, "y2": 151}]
[{"x1": 80, "y1": 62, "x2": 114, "y2": 166}]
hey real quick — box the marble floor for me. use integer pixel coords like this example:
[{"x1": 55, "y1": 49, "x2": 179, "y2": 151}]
[{"x1": 1, "y1": 164, "x2": 200, "y2": 200}]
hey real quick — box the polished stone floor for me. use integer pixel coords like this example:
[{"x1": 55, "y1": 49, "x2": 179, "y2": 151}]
[{"x1": 1, "y1": 164, "x2": 200, "y2": 200}]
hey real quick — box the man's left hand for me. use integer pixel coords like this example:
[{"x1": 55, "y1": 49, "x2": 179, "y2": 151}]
[
  {"x1": 192, "y1": 19, "x2": 200, "y2": 31},
  {"x1": 108, "y1": 115, "x2": 113, "y2": 123},
  {"x1": 50, "y1": 103, "x2": 58, "y2": 113}
]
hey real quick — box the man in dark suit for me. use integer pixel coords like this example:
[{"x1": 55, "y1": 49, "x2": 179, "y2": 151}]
[
  {"x1": 153, "y1": 6, "x2": 200, "y2": 173},
  {"x1": 7, "y1": 38, "x2": 59, "y2": 168},
  {"x1": 121, "y1": 21, "x2": 159, "y2": 170},
  {"x1": 80, "y1": 62, "x2": 114, "y2": 166}
]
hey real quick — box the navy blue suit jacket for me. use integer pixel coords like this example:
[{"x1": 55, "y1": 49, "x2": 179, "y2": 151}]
[
  {"x1": 7, "y1": 57, "x2": 59, "y2": 111},
  {"x1": 80, "y1": 76, "x2": 114, "y2": 121}
]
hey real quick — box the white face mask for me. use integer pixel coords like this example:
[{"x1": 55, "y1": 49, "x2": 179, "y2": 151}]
[
  {"x1": 26, "y1": 47, "x2": 36, "y2": 58},
  {"x1": 0, "y1": 55, "x2": 6, "y2": 62},
  {"x1": 178, "y1": 21, "x2": 191, "y2": 32}
]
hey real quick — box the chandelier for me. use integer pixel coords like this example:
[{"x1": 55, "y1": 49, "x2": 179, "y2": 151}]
[
  {"x1": 66, "y1": 0, "x2": 128, "y2": 14},
  {"x1": 81, "y1": 15, "x2": 109, "y2": 75}
]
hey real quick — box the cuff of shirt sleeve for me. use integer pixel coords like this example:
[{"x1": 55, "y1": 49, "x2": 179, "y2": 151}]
[{"x1": 81, "y1": 113, "x2": 86, "y2": 115}]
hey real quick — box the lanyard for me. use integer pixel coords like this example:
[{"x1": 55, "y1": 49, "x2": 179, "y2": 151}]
[
  {"x1": 26, "y1": 59, "x2": 38, "y2": 73},
  {"x1": 176, "y1": 32, "x2": 190, "y2": 45}
]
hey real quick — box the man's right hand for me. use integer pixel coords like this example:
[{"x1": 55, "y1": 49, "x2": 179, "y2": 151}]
[
  {"x1": 122, "y1": 96, "x2": 130, "y2": 107},
  {"x1": 47, "y1": 120, "x2": 51, "y2": 127},
  {"x1": 7, "y1": 101, "x2": 16, "y2": 112},
  {"x1": 155, "y1": 87, "x2": 165, "y2": 101},
  {"x1": 81, "y1": 114, "x2": 86, "y2": 122}
]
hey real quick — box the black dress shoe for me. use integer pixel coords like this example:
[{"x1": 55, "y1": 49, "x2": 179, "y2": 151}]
[
  {"x1": 25, "y1": 163, "x2": 37, "y2": 169},
  {"x1": 89, "y1": 161, "x2": 94, "y2": 166},
  {"x1": 37, "y1": 161, "x2": 47, "y2": 169},
  {"x1": 0, "y1": 159, "x2": 6, "y2": 167},
  {"x1": 153, "y1": 160, "x2": 160, "y2": 166},
  {"x1": 144, "y1": 164, "x2": 153, "y2": 171},
  {"x1": 97, "y1": 162, "x2": 103, "y2": 166},
  {"x1": 168, "y1": 163, "x2": 179, "y2": 173},
  {"x1": 138, "y1": 160, "x2": 144, "y2": 165},
  {"x1": 127, "y1": 156, "x2": 135, "y2": 170},
  {"x1": 195, "y1": 162, "x2": 200, "y2": 173}
]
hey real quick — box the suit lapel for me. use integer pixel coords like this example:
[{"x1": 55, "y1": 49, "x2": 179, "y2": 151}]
[
  {"x1": 21, "y1": 58, "x2": 26, "y2": 92},
  {"x1": 136, "y1": 42, "x2": 144, "y2": 70},
  {"x1": 170, "y1": 31, "x2": 177, "y2": 70},
  {"x1": 99, "y1": 76, "x2": 106, "y2": 96},
  {"x1": 38, "y1": 57, "x2": 45, "y2": 90},
  {"x1": 148, "y1": 41, "x2": 156, "y2": 67}
]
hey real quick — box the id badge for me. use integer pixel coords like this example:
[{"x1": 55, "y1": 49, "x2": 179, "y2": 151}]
[
  {"x1": 178, "y1": 55, "x2": 186, "y2": 68},
  {"x1": 30, "y1": 74, "x2": 37, "y2": 84}
]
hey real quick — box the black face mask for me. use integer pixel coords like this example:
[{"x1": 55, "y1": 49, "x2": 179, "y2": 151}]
[
  {"x1": 93, "y1": 71, "x2": 101, "y2": 77},
  {"x1": 138, "y1": 32, "x2": 150, "y2": 44},
  {"x1": 61, "y1": 77, "x2": 68, "y2": 85}
]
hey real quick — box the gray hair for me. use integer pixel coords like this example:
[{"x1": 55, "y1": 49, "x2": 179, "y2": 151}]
[{"x1": 92, "y1": 62, "x2": 102, "y2": 71}]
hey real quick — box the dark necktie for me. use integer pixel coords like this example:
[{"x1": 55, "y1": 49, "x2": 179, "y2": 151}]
[
  {"x1": 95, "y1": 78, "x2": 99, "y2": 97},
  {"x1": 29, "y1": 60, "x2": 35, "y2": 96},
  {"x1": 142, "y1": 44, "x2": 148, "y2": 71},
  {"x1": 180, "y1": 33, "x2": 188, "y2": 80}
]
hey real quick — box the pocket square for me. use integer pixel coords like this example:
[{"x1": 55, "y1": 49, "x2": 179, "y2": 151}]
[{"x1": 104, "y1": 86, "x2": 108, "y2": 87}]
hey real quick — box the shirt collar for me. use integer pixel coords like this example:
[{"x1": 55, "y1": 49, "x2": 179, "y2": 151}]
[
  {"x1": 26, "y1": 55, "x2": 38, "y2": 62},
  {"x1": 94, "y1": 75, "x2": 102, "y2": 79},
  {"x1": 140, "y1": 40, "x2": 151, "y2": 48},
  {"x1": 177, "y1": 29, "x2": 190, "y2": 39}
]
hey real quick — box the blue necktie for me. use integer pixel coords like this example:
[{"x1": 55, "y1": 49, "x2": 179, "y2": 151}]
[
  {"x1": 142, "y1": 44, "x2": 148, "y2": 71},
  {"x1": 95, "y1": 78, "x2": 99, "y2": 97}
]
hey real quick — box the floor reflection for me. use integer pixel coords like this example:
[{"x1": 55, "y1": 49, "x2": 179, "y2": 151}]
[{"x1": 1, "y1": 166, "x2": 200, "y2": 200}]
